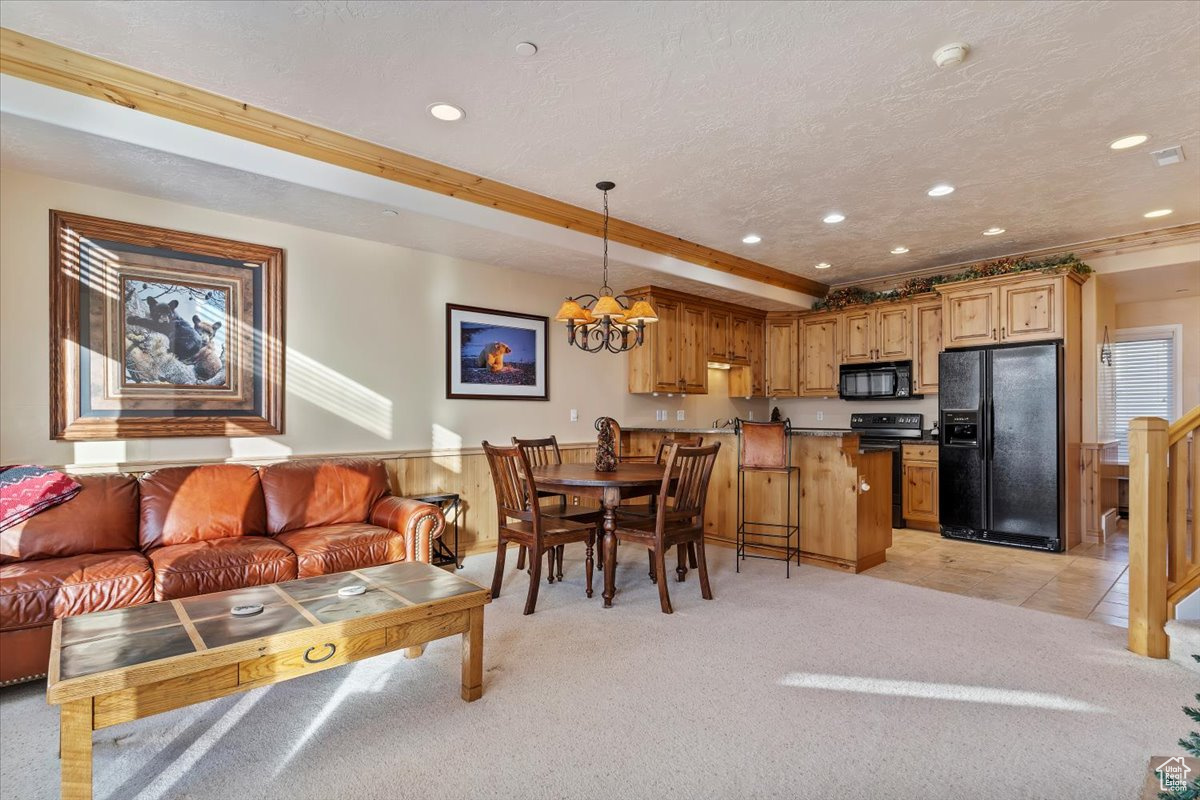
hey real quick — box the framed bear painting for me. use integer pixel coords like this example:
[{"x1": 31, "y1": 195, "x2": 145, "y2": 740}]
[
  {"x1": 49, "y1": 211, "x2": 285, "y2": 439},
  {"x1": 445, "y1": 304, "x2": 548, "y2": 401}
]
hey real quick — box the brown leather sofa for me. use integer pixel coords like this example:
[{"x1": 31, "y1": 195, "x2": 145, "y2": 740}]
[{"x1": 0, "y1": 458, "x2": 445, "y2": 685}]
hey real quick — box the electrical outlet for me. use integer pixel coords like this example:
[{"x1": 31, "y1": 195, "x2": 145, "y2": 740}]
[
  {"x1": 570, "y1": 408, "x2": 579, "y2": 422},
  {"x1": 676, "y1": 410, "x2": 686, "y2": 422},
  {"x1": 816, "y1": 411, "x2": 824, "y2": 422}
]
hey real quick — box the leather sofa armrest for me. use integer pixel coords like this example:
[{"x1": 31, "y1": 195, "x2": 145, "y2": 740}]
[{"x1": 369, "y1": 496, "x2": 446, "y2": 564}]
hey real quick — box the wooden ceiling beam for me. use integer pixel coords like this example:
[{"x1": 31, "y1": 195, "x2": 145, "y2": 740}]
[{"x1": 0, "y1": 28, "x2": 828, "y2": 297}]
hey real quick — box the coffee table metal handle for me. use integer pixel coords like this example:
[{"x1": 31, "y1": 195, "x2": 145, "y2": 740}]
[{"x1": 304, "y1": 643, "x2": 337, "y2": 664}]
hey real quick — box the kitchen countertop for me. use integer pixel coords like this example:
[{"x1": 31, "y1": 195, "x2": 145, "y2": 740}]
[{"x1": 623, "y1": 426, "x2": 855, "y2": 437}]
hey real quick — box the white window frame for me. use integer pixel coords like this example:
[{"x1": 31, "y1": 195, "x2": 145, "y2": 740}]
[{"x1": 1111, "y1": 323, "x2": 1182, "y2": 463}]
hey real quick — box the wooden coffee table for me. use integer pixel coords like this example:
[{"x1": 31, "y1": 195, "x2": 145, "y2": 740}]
[{"x1": 46, "y1": 561, "x2": 489, "y2": 800}]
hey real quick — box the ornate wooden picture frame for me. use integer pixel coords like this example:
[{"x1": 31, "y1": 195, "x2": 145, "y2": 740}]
[
  {"x1": 50, "y1": 211, "x2": 285, "y2": 440},
  {"x1": 445, "y1": 304, "x2": 549, "y2": 401}
]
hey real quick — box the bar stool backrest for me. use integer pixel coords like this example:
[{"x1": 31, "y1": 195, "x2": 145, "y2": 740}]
[{"x1": 738, "y1": 420, "x2": 790, "y2": 471}]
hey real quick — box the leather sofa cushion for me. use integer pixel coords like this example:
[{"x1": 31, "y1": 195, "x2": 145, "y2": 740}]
[
  {"x1": 1, "y1": 474, "x2": 140, "y2": 564},
  {"x1": 259, "y1": 458, "x2": 389, "y2": 534},
  {"x1": 149, "y1": 537, "x2": 296, "y2": 601},
  {"x1": 139, "y1": 464, "x2": 267, "y2": 549},
  {"x1": 275, "y1": 523, "x2": 405, "y2": 578},
  {"x1": 0, "y1": 551, "x2": 153, "y2": 631}
]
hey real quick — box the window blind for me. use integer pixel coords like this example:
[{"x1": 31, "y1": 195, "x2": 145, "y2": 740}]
[{"x1": 1111, "y1": 333, "x2": 1177, "y2": 462}]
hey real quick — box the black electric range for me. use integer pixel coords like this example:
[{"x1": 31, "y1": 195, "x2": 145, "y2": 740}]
[{"x1": 850, "y1": 413, "x2": 925, "y2": 529}]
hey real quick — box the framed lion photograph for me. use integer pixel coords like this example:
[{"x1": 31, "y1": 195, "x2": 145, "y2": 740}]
[
  {"x1": 50, "y1": 211, "x2": 285, "y2": 439},
  {"x1": 445, "y1": 304, "x2": 548, "y2": 401}
]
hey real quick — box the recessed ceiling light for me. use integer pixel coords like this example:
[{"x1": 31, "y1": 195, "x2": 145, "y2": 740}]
[
  {"x1": 814, "y1": 262, "x2": 832, "y2": 270},
  {"x1": 1144, "y1": 208, "x2": 1173, "y2": 218},
  {"x1": 428, "y1": 103, "x2": 465, "y2": 122},
  {"x1": 890, "y1": 246, "x2": 909, "y2": 254},
  {"x1": 927, "y1": 184, "x2": 955, "y2": 197},
  {"x1": 382, "y1": 209, "x2": 400, "y2": 217},
  {"x1": 823, "y1": 213, "x2": 846, "y2": 224},
  {"x1": 514, "y1": 42, "x2": 538, "y2": 57},
  {"x1": 982, "y1": 227, "x2": 1005, "y2": 236},
  {"x1": 1110, "y1": 134, "x2": 1148, "y2": 150},
  {"x1": 742, "y1": 234, "x2": 762, "y2": 244}
]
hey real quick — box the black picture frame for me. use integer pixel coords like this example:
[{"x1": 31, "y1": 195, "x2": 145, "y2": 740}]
[{"x1": 445, "y1": 304, "x2": 549, "y2": 401}]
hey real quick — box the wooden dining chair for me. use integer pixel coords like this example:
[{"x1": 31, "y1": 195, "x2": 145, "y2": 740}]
[
  {"x1": 512, "y1": 435, "x2": 603, "y2": 581},
  {"x1": 615, "y1": 434, "x2": 704, "y2": 580},
  {"x1": 483, "y1": 441, "x2": 595, "y2": 615},
  {"x1": 613, "y1": 442, "x2": 721, "y2": 614}
]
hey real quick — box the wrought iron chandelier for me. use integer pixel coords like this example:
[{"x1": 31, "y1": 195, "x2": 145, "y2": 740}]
[{"x1": 555, "y1": 181, "x2": 658, "y2": 353}]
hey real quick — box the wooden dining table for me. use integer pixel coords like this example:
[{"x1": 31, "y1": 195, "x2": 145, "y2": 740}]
[{"x1": 529, "y1": 462, "x2": 667, "y2": 608}]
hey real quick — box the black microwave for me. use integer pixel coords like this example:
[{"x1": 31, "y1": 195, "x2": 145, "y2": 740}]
[{"x1": 838, "y1": 360, "x2": 917, "y2": 400}]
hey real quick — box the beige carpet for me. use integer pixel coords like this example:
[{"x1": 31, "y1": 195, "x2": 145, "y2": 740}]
[{"x1": 0, "y1": 545, "x2": 1194, "y2": 800}]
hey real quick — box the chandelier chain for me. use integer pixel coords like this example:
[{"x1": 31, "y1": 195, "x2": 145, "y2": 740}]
[{"x1": 601, "y1": 188, "x2": 610, "y2": 295}]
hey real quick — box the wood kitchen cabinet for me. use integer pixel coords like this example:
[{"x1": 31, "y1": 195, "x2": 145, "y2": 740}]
[
  {"x1": 627, "y1": 286, "x2": 767, "y2": 396},
  {"x1": 913, "y1": 299, "x2": 942, "y2": 395},
  {"x1": 800, "y1": 313, "x2": 840, "y2": 397},
  {"x1": 707, "y1": 309, "x2": 730, "y2": 362},
  {"x1": 729, "y1": 314, "x2": 753, "y2": 365},
  {"x1": 729, "y1": 318, "x2": 765, "y2": 397},
  {"x1": 765, "y1": 316, "x2": 800, "y2": 397},
  {"x1": 941, "y1": 285, "x2": 1000, "y2": 347},
  {"x1": 939, "y1": 273, "x2": 1082, "y2": 349},
  {"x1": 901, "y1": 442, "x2": 939, "y2": 531},
  {"x1": 627, "y1": 293, "x2": 708, "y2": 394},
  {"x1": 842, "y1": 303, "x2": 912, "y2": 364}
]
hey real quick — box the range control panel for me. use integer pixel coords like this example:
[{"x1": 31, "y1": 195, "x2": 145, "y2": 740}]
[{"x1": 850, "y1": 413, "x2": 924, "y2": 432}]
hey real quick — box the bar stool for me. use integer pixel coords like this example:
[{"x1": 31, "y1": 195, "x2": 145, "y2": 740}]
[{"x1": 735, "y1": 418, "x2": 800, "y2": 577}]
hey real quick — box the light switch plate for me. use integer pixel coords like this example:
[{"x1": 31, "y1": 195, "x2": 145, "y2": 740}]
[
  {"x1": 676, "y1": 410, "x2": 686, "y2": 421},
  {"x1": 570, "y1": 408, "x2": 579, "y2": 422}
]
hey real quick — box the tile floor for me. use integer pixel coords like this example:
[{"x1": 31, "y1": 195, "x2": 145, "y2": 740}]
[{"x1": 864, "y1": 526, "x2": 1130, "y2": 627}]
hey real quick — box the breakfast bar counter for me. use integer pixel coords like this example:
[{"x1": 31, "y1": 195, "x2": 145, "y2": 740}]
[{"x1": 620, "y1": 427, "x2": 892, "y2": 573}]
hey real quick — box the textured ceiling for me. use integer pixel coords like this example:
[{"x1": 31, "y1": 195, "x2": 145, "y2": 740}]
[
  {"x1": 0, "y1": 114, "x2": 798, "y2": 310},
  {"x1": 2, "y1": 0, "x2": 1199, "y2": 285}
]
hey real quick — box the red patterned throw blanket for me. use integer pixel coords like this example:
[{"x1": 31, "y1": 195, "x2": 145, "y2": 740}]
[{"x1": 0, "y1": 465, "x2": 81, "y2": 531}]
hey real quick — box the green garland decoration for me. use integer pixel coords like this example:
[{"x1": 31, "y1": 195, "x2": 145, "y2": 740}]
[{"x1": 811, "y1": 253, "x2": 1092, "y2": 311}]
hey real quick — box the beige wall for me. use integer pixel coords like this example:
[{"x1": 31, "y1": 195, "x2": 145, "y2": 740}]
[
  {"x1": 0, "y1": 169, "x2": 759, "y2": 468},
  {"x1": 1081, "y1": 276, "x2": 1118, "y2": 441},
  {"x1": 1115, "y1": 296, "x2": 1200, "y2": 415}
]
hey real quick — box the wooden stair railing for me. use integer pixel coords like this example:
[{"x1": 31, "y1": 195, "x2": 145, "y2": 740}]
[{"x1": 1128, "y1": 405, "x2": 1200, "y2": 657}]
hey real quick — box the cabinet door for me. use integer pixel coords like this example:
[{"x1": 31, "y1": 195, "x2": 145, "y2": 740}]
[
  {"x1": 942, "y1": 286, "x2": 999, "y2": 347},
  {"x1": 842, "y1": 308, "x2": 875, "y2": 363},
  {"x1": 750, "y1": 318, "x2": 766, "y2": 395},
  {"x1": 1000, "y1": 277, "x2": 1061, "y2": 343},
  {"x1": 765, "y1": 318, "x2": 799, "y2": 397},
  {"x1": 729, "y1": 315, "x2": 752, "y2": 365},
  {"x1": 801, "y1": 316, "x2": 839, "y2": 397},
  {"x1": 651, "y1": 298, "x2": 681, "y2": 393},
  {"x1": 913, "y1": 301, "x2": 942, "y2": 395},
  {"x1": 680, "y1": 304, "x2": 709, "y2": 393},
  {"x1": 902, "y1": 462, "x2": 939, "y2": 523},
  {"x1": 707, "y1": 309, "x2": 730, "y2": 362},
  {"x1": 876, "y1": 304, "x2": 911, "y2": 360}
]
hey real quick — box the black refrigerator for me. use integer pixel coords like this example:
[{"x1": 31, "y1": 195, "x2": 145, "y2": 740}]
[{"x1": 938, "y1": 342, "x2": 1064, "y2": 551}]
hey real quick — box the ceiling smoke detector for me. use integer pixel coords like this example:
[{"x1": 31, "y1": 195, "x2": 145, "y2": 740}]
[
  {"x1": 1151, "y1": 146, "x2": 1186, "y2": 167},
  {"x1": 932, "y1": 42, "x2": 970, "y2": 69}
]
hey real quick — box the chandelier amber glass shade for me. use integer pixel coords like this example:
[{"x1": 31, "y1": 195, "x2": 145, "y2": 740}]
[
  {"x1": 622, "y1": 300, "x2": 659, "y2": 323},
  {"x1": 555, "y1": 298, "x2": 589, "y2": 322},
  {"x1": 590, "y1": 294, "x2": 626, "y2": 318}
]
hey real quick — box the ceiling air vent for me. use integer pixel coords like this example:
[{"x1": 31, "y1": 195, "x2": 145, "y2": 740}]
[{"x1": 1151, "y1": 146, "x2": 1185, "y2": 167}]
